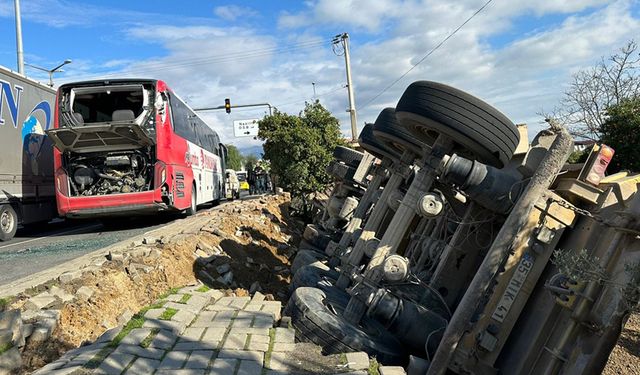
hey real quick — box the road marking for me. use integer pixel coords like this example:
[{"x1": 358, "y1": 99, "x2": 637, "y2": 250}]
[{"x1": 0, "y1": 224, "x2": 103, "y2": 250}]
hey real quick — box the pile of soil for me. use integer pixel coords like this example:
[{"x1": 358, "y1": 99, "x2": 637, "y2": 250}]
[{"x1": 15, "y1": 193, "x2": 302, "y2": 373}]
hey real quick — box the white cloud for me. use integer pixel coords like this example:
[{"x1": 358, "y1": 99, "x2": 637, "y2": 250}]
[
  {"x1": 213, "y1": 5, "x2": 258, "y2": 21},
  {"x1": 26, "y1": 0, "x2": 640, "y2": 150}
]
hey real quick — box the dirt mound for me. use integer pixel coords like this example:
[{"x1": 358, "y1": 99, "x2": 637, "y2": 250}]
[{"x1": 14, "y1": 193, "x2": 302, "y2": 373}]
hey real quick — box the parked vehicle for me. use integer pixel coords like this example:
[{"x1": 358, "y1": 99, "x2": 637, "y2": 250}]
[
  {"x1": 287, "y1": 81, "x2": 640, "y2": 375},
  {"x1": 0, "y1": 66, "x2": 58, "y2": 240},
  {"x1": 47, "y1": 79, "x2": 226, "y2": 218},
  {"x1": 225, "y1": 169, "x2": 240, "y2": 200},
  {"x1": 236, "y1": 171, "x2": 250, "y2": 191}
]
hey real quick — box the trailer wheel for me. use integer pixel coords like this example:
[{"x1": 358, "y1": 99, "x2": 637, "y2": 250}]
[
  {"x1": 396, "y1": 81, "x2": 519, "y2": 168},
  {"x1": 290, "y1": 261, "x2": 339, "y2": 292},
  {"x1": 290, "y1": 287, "x2": 407, "y2": 364},
  {"x1": 291, "y1": 249, "x2": 328, "y2": 276},
  {"x1": 0, "y1": 205, "x2": 18, "y2": 241},
  {"x1": 333, "y1": 146, "x2": 364, "y2": 168},
  {"x1": 186, "y1": 185, "x2": 197, "y2": 216},
  {"x1": 326, "y1": 161, "x2": 357, "y2": 182},
  {"x1": 358, "y1": 124, "x2": 399, "y2": 162},
  {"x1": 373, "y1": 108, "x2": 429, "y2": 157}
]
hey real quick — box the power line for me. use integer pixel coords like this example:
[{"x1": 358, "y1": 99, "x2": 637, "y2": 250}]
[{"x1": 359, "y1": 0, "x2": 495, "y2": 110}]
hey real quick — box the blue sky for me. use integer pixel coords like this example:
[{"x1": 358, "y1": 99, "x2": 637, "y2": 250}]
[{"x1": 1, "y1": 0, "x2": 639, "y2": 152}]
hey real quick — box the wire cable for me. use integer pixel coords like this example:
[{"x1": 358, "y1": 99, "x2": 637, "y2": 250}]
[{"x1": 359, "y1": 0, "x2": 495, "y2": 110}]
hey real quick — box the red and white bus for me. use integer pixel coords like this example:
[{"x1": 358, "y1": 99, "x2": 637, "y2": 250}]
[{"x1": 47, "y1": 79, "x2": 227, "y2": 218}]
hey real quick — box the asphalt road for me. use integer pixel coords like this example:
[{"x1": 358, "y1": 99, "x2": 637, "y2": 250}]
[{"x1": 0, "y1": 192, "x2": 252, "y2": 287}]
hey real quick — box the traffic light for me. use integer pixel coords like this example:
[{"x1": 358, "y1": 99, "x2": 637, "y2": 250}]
[{"x1": 225, "y1": 98, "x2": 231, "y2": 114}]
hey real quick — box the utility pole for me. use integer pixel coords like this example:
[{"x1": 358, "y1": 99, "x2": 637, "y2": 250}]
[
  {"x1": 333, "y1": 33, "x2": 358, "y2": 141},
  {"x1": 14, "y1": 0, "x2": 24, "y2": 74}
]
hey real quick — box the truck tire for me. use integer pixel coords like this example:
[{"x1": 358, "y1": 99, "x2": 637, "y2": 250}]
[
  {"x1": 333, "y1": 146, "x2": 364, "y2": 168},
  {"x1": 395, "y1": 81, "x2": 519, "y2": 168},
  {"x1": 0, "y1": 204, "x2": 18, "y2": 241},
  {"x1": 326, "y1": 161, "x2": 356, "y2": 182},
  {"x1": 290, "y1": 261, "x2": 339, "y2": 292},
  {"x1": 291, "y1": 249, "x2": 329, "y2": 275},
  {"x1": 289, "y1": 287, "x2": 407, "y2": 364},
  {"x1": 358, "y1": 124, "x2": 399, "y2": 162},
  {"x1": 373, "y1": 107, "x2": 429, "y2": 157}
]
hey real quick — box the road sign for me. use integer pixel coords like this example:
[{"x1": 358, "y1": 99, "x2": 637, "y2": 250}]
[{"x1": 233, "y1": 119, "x2": 260, "y2": 137}]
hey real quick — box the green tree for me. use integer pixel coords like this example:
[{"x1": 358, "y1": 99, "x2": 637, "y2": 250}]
[
  {"x1": 258, "y1": 101, "x2": 345, "y2": 217},
  {"x1": 244, "y1": 154, "x2": 258, "y2": 172},
  {"x1": 225, "y1": 145, "x2": 244, "y2": 170},
  {"x1": 601, "y1": 98, "x2": 640, "y2": 172}
]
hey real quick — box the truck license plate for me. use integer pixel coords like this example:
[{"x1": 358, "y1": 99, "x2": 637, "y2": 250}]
[{"x1": 491, "y1": 253, "x2": 535, "y2": 323}]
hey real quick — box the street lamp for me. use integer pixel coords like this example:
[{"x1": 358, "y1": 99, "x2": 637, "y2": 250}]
[
  {"x1": 25, "y1": 59, "x2": 72, "y2": 87},
  {"x1": 312, "y1": 82, "x2": 316, "y2": 99}
]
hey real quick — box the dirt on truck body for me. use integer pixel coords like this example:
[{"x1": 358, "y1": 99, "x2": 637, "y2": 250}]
[{"x1": 287, "y1": 80, "x2": 640, "y2": 375}]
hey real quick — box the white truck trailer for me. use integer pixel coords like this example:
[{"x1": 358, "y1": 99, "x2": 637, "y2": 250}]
[{"x1": 0, "y1": 65, "x2": 57, "y2": 240}]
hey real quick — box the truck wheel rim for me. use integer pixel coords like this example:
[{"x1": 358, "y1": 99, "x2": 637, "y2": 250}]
[{"x1": 1, "y1": 210, "x2": 13, "y2": 234}]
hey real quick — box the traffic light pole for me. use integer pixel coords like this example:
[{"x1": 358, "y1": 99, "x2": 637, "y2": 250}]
[{"x1": 194, "y1": 103, "x2": 273, "y2": 115}]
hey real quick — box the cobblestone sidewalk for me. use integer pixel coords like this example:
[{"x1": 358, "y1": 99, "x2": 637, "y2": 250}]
[{"x1": 30, "y1": 286, "x2": 398, "y2": 375}]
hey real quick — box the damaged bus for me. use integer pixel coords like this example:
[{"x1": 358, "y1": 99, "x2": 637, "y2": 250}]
[{"x1": 47, "y1": 79, "x2": 227, "y2": 218}]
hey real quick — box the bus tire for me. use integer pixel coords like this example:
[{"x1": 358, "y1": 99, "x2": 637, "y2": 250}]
[
  {"x1": 186, "y1": 185, "x2": 197, "y2": 216},
  {"x1": 0, "y1": 204, "x2": 18, "y2": 241}
]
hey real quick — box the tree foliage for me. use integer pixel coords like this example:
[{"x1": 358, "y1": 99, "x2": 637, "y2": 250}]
[
  {"x1": 244, "y1": 154, "x2": 258, "y2": 172},
  {"x1": 258, "y1": 101, "x2": 345, "y2": 209},
  {"x1": 549, "y1": 40, "x2": 640, "y2": 139},
  {"x1": 601, "y1": 97, "x2": 640, "y2": 172},
  {"x1": 225, "y1": 145, "x2": 244, "y2": 170}
]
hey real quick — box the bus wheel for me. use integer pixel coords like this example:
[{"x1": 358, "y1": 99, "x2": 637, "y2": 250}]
[
  {"x1": 0, "y1": 205, "x2": 18, "y2": 241},
  {"x1": 186, "y1": 185, "x2": 197, "y2": 216}
]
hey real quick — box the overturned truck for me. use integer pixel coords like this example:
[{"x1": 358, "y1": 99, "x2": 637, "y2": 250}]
[{"x1": 287, "y1": 81, "x2": 640, "y2": 375}]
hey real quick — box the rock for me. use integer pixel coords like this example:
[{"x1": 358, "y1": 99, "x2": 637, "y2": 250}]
[
  {"x1": 0, "y1": 310, "x2": 23, "y2": 348},
  {"x1": 147, "y1": 249, "x2": 162, "y2": 259},
  {"x1": 197, "y1": 241, "x2": 214, "y2": 252},
  {"x1": 0, "y1": 329, "x2": 12, "y2": 347},
  {"x1": 23, "y1": 293, "x2": 57, "y2": 311},
  {"x1": 117, "y1": 310, "x2": 133, "y2": 326},
  {"x1": 249, "y1": 282, "x2": 262, "y2": 294},
  {"x1": 48, "y1": 286, "x2": 74, "y2": 303},
  {"x1": 28, "y1": 326, "x2": 51, "y2": 344},
  {"x1": 0, "y1": 346, "x2": 21, "y2": 373},
  {"x1": 142, "y1": 237, "x2": 158, "y2": 245},
  {"x1": 38, "y1": 317, "x2": 58, "y2": 336},
  {"x1": 131, "y1": 239, "x2": 144, "y2": 247},
  {"x1": 58, "y1": 270, "x2": 82, "y2": 284},
  {"x1": 129, "y1": 247, "x2": 148, "y2": 258},
  {"x1": 131, "y1": 263, "x2": 153, "y2": 274},
  {"x1": 21, "y1": 324, "x2": 33, "y2": 340},
  {"x1": 235, "y1": 230, "x2": 243, "y2": 237},
  {"x1": 276, "y1": 187, "x2": 284, "y2": 195},
  {"x1": 107, "y1": 251, "x2": 124, "y2": 262},
  {"x1": 194, "y1": 249, "x2": 209, "y2": 259},
  {"x1": 76, "y1": 286, "x2": 95, "y2": 302},
  {"x1": 216, "y1": 264, "x2": 231, "y2": 274},
  {"x1": 246, "y1": 257, "x2": 254, "y2": 264}
]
